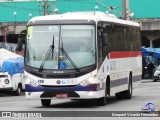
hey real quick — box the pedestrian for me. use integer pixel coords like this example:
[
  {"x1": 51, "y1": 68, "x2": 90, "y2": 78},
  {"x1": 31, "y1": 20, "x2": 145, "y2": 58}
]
[{"x1": 147, "y1": 62, "x2": 155, "y2": 78}]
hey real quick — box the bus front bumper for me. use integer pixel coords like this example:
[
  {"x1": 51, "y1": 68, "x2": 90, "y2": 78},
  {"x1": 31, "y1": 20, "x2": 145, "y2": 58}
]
[{"x1": 25, "y1": 83, "x2": 104, "y2": 99}]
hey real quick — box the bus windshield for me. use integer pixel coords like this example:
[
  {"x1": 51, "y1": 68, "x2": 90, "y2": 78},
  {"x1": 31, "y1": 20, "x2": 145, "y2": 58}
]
[{"x1": 25, "y1": 25, "x2": 96, "y2": 70}]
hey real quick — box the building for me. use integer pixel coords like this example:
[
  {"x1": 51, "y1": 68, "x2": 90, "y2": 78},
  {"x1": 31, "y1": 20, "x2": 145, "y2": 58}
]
[{"x1": 0, "y1": 0, "x2": 160, "y2": 51}]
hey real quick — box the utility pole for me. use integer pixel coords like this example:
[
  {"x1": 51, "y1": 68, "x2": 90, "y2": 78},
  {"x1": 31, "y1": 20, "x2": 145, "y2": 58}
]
[
  {"x1": 42, "y1": 0, "x2": 50, "y2": 15},
  {"x1": 122, "y1": 0, "x2": 129, "y2": 20},
  {"x1": 3, "y1": 25, "x2": 8, "y2": 46},
  {"x1": 38, "y1": 0, "x2": 56, "y2": 15},
  {"x1": 13, "y1": 12, "x2": 17, "y2": 34},
  {"x1": 52, "y1": 1, "x2": 56, "y2": 14}
]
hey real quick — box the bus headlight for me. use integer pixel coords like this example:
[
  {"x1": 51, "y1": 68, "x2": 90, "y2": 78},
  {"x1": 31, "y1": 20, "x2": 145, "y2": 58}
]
[
  {"x1": 80, "y1": 77, "x2": 95, "y2": 87},
  {"x1": 30, "y1": 80, "x2": 39, "y2": 87},
  {"x1": 26, "y1": 78, "x2": 39, "y2": 87},
  {"x1": 80, "y1": 79, "x2": 90, "y2": 86}
]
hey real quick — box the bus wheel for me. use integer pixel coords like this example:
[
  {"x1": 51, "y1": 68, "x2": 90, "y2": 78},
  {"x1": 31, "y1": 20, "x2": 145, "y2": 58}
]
[
  {"x1": 41, "y1": 99, "x2": 51, "y2": 106},
  {"x1": 97, "y1": 97, "x2": 106, "y2": 106},
  {"x1": 13, "y1": 84, "x2": 22, "y2": 96},
  {"x1": 123, "y1": 75, "x2": 132, "y2": 99},
  {"x1": 115, "y1": 92, "x2": 124, "y2": 99},
  {"x1": 97, "y1": 82, "x2": 107, "y2": 106}
]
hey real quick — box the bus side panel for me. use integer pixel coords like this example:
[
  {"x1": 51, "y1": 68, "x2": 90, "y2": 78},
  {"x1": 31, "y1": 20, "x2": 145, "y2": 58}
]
[
  {"x1": 98, "y1": 51, "x2": 142, "y2": 96},
  {"x1": 109, "y1": 51, "x2": 142, "y2": 95}
]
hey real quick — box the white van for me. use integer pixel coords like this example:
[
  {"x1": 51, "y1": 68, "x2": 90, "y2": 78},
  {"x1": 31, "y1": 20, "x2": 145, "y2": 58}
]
[{"x1": 0, "y1": 49, "x2": 24, "y2": 95}]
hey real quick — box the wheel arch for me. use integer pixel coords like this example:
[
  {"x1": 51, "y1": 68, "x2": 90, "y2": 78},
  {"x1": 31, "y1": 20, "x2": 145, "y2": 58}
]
[
  {"x1": 106, "y1": 75, "x2": 110, "y2": 96},
  {"x1": 129, "y1": 71, "x2": 132, "y2": 82},
  {"x1": 18, "y1": 82, "x2": 22, "y2": 88}
]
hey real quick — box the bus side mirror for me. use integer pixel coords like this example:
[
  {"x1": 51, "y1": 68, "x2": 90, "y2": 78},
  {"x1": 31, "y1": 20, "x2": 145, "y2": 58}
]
[
  {"x1": 17, "y1": 38, "x2": 23, "y2": 51},
  {"x1": 102, "y1": 33, "x2": 108, "y2": 46}
]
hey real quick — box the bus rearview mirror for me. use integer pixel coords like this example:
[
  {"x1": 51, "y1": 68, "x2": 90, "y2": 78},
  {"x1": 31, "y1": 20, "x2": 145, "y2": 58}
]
[{"x1": 17, "y1": 38, "x2": 23, "y2": 51}]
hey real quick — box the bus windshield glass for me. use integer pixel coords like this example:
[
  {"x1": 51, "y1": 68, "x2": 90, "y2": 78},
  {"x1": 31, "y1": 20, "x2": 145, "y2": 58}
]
[{"x1": 25, "y1": 25, "x2": 96, "y2": 70}]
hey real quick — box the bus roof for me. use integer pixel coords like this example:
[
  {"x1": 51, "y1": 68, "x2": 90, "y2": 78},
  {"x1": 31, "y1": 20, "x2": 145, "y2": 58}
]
[{"x1": 29, "y1": 11, "x2": 140, "y2": 27}]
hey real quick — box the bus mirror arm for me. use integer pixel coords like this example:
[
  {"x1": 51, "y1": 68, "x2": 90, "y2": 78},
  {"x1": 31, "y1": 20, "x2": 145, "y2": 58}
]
[
  {"x1": 17, "y1": 29, "x2": 27, "y2": 51},
  {"x1": 17, "y1": 38, "x2": 23, "y2": 51}
]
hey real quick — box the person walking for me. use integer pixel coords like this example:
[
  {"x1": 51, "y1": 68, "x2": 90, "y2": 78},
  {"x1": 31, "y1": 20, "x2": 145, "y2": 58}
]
[{"x1": 147, "y1": 62, "x2": 155, "y2": 78}]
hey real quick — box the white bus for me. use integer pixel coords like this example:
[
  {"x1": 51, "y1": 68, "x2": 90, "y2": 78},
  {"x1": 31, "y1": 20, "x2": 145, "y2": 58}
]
[{"x1": 24, "y1": 11, "x2": 142, "y2": 106}]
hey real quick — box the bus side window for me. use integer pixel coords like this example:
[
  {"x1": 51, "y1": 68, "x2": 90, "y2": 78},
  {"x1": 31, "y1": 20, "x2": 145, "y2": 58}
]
[
  {"x1": 97, "y1": 28, "x2": 103, "y2": 67},
  {"x1": 102, "y1": 32, "x2": 109, "y2": 59}
]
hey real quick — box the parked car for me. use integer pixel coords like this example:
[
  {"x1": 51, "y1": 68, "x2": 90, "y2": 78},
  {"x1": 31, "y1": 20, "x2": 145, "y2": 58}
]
[{"x1": 153, "y1": 65, "x2": 160, "y2": 82}]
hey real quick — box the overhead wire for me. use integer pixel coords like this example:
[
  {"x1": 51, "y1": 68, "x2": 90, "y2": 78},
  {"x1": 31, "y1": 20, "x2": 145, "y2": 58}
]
[
  {"x1": 0, "y1": 2, "x2": 52, "y2": 13},
  {"x1": 0, "y1": 0, "x2": 122, "y2": 21},
  {"x1": 0, "y1": 0, "x2": 120, "y2": 14},
  {"x1": 0, "y1": 1, "x2": 57, "y2": 22}
]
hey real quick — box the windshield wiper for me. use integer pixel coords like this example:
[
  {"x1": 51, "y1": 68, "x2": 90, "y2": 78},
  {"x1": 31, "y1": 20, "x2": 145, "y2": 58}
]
[
  {"x1": 60, "y1": 38, "x2": 79, "y2": 72},
  {"x1": 39, "y1": 35, "x2": 55, "y2": 72}
]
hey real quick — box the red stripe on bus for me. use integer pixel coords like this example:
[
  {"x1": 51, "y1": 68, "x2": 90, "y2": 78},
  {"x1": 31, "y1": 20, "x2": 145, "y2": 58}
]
[{"x1": 110, "y1": 51, "x2": 142, "y2": 59}]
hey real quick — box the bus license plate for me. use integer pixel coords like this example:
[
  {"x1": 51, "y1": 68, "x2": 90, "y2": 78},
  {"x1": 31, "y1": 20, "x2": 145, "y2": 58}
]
[{"x1": 56, "y1": 93, "x2": 68, "y2": 98}]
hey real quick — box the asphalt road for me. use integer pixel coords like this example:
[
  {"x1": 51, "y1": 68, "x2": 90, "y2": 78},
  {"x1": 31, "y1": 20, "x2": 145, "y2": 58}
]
[{"x1": 0, "y1": 79, "x2": 160, "y2": 120}]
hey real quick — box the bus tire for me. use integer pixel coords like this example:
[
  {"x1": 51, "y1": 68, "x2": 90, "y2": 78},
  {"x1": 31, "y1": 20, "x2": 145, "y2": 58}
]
[
  {"x1": 115, "y1": 92, "x2": 124, "y2": 99},
  {"x1": 13, "y1": 84, "x2": 22, "y2": 96},
  {"x1": 97, "y1": 79, "x2": 108, "y2": 106},
  {"x1": 97, "y1": 97, "x2": 106, "y2": 106},
  {"x1": 41, "y1": 99, "x2": 51, "y2": 106},
  {"x1": 123, "y1": 74, "x2": 132, "y2": 99}
]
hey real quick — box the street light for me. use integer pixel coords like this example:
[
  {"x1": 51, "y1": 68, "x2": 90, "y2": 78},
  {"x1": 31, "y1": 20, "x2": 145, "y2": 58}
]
[
  {"x1": 95, "y1": 6, "x2": 99, "y2": 11},
  {"x1": 13, "y1": 12, "x2": 17, "y2": 16},
  {"x1": 55, "y1": 8, "x2": 58, "y2": 14},
  {"x1": 13, "y1": 12, "x2": 17, "y2": 34},
  {"x1": 94, "y1": 6, "x2": 98, "y2": 15},
  {"x1": 29, "y1": 13, "x2": 32, "y2": 19}
]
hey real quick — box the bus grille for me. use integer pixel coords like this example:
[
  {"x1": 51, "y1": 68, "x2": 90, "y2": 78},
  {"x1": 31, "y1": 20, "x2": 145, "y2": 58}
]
[
  {"x1": 47, "y1": 72, "x2": 86, "y2": 78},
  {"x1": 29, "y1": 71, "x2": 87, "y2": 78}
]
